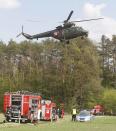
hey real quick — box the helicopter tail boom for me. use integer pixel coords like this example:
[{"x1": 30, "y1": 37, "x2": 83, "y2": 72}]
[
  {"x1": 22, "y1": 33, "x2": 33, "y2": 40},
  {"x1": 17, "y1": 26, "x2": 54, "y2": 40}
]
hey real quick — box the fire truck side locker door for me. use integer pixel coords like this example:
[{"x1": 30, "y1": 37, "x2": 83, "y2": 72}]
[
  {"x1": 41, "y1": 105, "x2": 45, "y2": 119},
  {"x1": 21, "y1": 95, "x2": 24, "y2": 116},
  {"x1": 23, "y1": 95, "x2": 29, "y2": 116},
  {"x1": 4, "y1": 94, "x2": 11, "y2": 113}
]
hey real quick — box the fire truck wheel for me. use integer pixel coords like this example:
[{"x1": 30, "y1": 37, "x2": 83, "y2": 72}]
[
  {"x1": 6, "y1": 116, "x2": 11, "y2": 122},
  {"x1": 3, "y1": 120, "x2": 6, "y2": 123},
  {"x1": 21, "y1": 119, "x2": 24, "y2": 123},
  {"x1": 15, "y1": 120, "x2": 17, "y2": 123},
  {"x1": 27, "y1": 119, "x2": 30, "y2": 123}
]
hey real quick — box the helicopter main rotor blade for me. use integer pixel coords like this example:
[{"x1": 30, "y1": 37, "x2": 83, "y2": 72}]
[
  {"x1": 64, "y1": 10, "x2": 74, "y2": 23},
  {"x1": 26, "y1": 20, "x2": 40, "y2": 22},
  {"x1": 72, "y1": 18, "x2": 103, "y2": 22}
]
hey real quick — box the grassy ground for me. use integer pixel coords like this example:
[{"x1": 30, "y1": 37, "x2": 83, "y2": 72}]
[{"x1": 0, "y1": 114, "x2": 116, "y2": 131}]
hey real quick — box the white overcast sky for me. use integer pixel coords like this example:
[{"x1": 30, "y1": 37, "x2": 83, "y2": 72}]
[{"x1": 0, "y1": 0, "x2": 116, "y2": 43}]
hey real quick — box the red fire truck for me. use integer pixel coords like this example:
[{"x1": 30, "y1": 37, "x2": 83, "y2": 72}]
[
  {"x1": 91, "y1": 105, "x2": 104, "y2": 115},
  {"x1": 41, "y1": 99, "x2": 57, "y2": 121},
  {"x1": 4, "y1": 91, "x2": 41, "y2": 122}
]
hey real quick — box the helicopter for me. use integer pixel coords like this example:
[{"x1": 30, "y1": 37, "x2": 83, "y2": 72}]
[{"x1": 17, "y1": 10, "x2": 103, "y2": 43}]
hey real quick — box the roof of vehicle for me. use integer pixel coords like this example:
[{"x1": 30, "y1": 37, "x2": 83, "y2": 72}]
[{"x1": 78, "y1": 110, "x2": 91, "y2": 116}]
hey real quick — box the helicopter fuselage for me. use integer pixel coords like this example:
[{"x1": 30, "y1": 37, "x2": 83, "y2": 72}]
[
  {"x1": 52, "y1": 26, "x2": 88, "y2": 41},
  {"x1": 22, "y1": 26, "x2": 88, "y2": 42}
]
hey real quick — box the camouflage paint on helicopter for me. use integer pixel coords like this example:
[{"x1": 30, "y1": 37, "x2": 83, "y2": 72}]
[{"x1": 17, "y1": 10, "x2": 103, "y2": 43}]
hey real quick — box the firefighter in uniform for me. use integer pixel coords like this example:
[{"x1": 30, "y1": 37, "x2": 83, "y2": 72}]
[{"x1": 72, "y1": 108, "x2": 77, "y2": 121}]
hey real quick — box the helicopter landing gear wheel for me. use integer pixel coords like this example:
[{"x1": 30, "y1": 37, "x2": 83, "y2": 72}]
[
  {"x1": 60, "y1": 39, "x2": 63, "y2": 43},
  {"x1": 85, "y1": 34, "x2": 88, "y2": 38},
  {"x1": 81, "y1": 36, "x2": 84, "y2": 40},
  {"x1": 66, "y1": 40, "x2": 70, "y2": 44}
]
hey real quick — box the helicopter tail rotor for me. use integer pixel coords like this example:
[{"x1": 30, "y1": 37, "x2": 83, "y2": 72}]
[
  {"x1": 16, "y1": 26, "x2": 33, "y2": 40},
  {"x1": 16, "y1": 26, "x2": 24, "y2": 38}
]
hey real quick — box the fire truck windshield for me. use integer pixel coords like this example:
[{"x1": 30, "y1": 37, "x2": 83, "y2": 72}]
[
  {"x1": 12, "y1": 101, "x2": 21, "y2": 106},
  {"x1": 32, "y1": 99, "x2": 38, "y2": 104}
]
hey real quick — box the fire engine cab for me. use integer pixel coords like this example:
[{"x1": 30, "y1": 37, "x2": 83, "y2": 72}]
[{"x1": 3, "y1": 91, "x2": 41, "y2": 122}]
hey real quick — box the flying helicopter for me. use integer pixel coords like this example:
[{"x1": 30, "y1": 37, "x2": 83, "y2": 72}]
[{"x1": 17, "y1": 10, "x2": 103, "y2": 43}]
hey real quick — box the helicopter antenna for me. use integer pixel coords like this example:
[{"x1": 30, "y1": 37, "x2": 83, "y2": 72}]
[
  {"x1": 64, "y1": 10, "x2": 74, "y2": 23},
  {"x1": 17, "y1": 26, "x2": 24, "y2": 37}
]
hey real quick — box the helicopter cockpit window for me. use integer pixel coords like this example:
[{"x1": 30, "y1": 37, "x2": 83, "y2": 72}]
[{"x1": 68, "y1": 27, "x2": 77, "y2": 32}]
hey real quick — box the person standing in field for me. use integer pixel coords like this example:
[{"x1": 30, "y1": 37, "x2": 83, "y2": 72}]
[{"x1": 72, "y1": 108, "x2": 77, "y2": 121}]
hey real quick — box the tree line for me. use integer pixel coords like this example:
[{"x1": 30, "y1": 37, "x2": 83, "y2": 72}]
[{"x1": 0, "y1": 36, "x2": 115, "y2": 113}]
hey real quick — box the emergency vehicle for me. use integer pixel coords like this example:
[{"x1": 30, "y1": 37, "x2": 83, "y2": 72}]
[
  {"x1": 3, "y1": 91, "x2": 41, "y2": 122},
  {"x1": 91, "y1": 105, "x2": 104, "y2": 115},
  {"x1": 41, "y1": 99, "x2": 57, "y2": 121}
]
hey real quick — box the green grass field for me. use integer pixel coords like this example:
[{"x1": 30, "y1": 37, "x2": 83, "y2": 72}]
[{"x1": 0, "y1": 114, "x2": 116, "y2": 131}]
